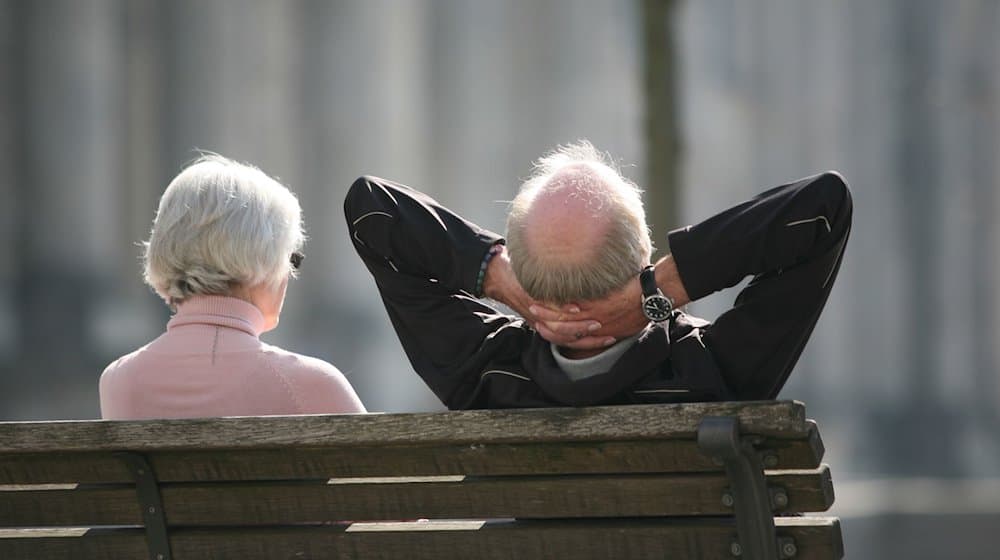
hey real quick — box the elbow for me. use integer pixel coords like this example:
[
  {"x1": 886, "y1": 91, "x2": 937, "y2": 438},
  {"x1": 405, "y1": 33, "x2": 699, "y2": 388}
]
[
  {"x1": 816, "y1": 170, "x2": 852, "y2": 210},
  {"x1": 816, "y1": 170, "x2": 848, "y2": 193},
  {"x1": 344, "y1": 175, "x2": 376, "y2": 221},
  {"x1": 811, "y1": 170, "x2": 853, "y2": 232}
]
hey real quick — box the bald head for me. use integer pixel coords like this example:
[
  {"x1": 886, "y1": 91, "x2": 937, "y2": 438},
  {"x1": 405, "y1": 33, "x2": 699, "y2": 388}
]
[
  {"x1": 506, "y1": 142, "x2": 652, "y2": 304},
  {"x1": 521, "y1": 165, "x2": 616, "y2": 267}
]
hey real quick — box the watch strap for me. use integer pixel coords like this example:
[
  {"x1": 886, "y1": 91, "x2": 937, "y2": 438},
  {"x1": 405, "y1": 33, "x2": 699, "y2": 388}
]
[{"x1": 640, "y1": 265, "x2": 659, "y2": 297}]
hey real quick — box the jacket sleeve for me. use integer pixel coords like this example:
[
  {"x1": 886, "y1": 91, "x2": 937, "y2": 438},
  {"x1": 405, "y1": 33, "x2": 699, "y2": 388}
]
[
  {"x1": 666, "y1": 171, "x2": 853, "y2": 399},
  {"x1": 667, "y1": 171, "x2": 851, "y2": 300},
  {"x1": 344, "y1": 176, "x2": 521, "y2": 408}
]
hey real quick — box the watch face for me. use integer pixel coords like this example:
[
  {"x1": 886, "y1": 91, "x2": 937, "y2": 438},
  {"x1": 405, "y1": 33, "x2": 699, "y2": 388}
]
[{"x1": 642, "y1": 295, "x2": 672, "y2": 321}]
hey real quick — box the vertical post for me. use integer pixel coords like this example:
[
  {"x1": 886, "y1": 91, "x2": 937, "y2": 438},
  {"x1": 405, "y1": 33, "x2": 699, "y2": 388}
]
[
  {"x1": 0, "y1": 0, "x2": 21, "y2": 377},
  {"x1": 116, "y1": 452, "x2": 172, "y2": 560},
  {"x1": 641, "y1": 0, "x2": 681, "y2": 242},
  {"x1": 698, "y1": 416, "x2": 781, "y2": 559}
]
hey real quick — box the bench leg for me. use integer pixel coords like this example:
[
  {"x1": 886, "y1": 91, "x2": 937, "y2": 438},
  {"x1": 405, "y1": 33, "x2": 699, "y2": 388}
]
[
  {"x1": 698, "y1": 416, "x2": 785, "y2": 560},
  {"x1": 116, "y1": 451, "x2": 173, "y2": 560}
]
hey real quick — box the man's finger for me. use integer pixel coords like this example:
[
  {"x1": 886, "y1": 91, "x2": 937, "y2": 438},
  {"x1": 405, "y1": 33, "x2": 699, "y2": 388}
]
[
  {"x1": 529, "y1": 305, "x2": 563, "y2": 321},
  {"x1": 539, "y1": 319, "x2": 601, "y2": 337},
  {"x1": 529, "y1": 304, "x2": 585, "y2": 320},
  {"x1": 536, "y1": 323, "x2": 614, "y2": 350},
  {"x1": 535, "y1": 323, "x2": 573, "y2": 345}
]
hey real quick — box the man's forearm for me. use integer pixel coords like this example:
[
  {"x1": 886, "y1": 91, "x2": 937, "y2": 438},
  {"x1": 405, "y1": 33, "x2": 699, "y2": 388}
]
[
  {"x1": 345, "y1": 175, "x2": 504, "y2": 293},
  {"x1": 664, "y1": 172, "x2": 849, "y2": 301},
  {"x1": 483, "y1": 247, "x2": 536, "y2": 319},
  {"x1": 344, "y1": 176, "x2": 525, "y2": 408},
  {"x1": 653, "y1": 254, "x2": 692, "y2": 308}
]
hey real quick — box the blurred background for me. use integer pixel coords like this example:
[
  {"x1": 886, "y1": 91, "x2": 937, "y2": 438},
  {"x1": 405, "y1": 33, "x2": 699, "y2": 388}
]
[{"x1": 1, "y1": 0, "x2": 998, "y2": 557}]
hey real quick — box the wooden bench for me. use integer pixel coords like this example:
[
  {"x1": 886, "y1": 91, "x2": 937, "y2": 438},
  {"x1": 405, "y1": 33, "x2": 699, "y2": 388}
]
[{"x1": 0, "y1": 400, "x2": 842, "y2": 559}]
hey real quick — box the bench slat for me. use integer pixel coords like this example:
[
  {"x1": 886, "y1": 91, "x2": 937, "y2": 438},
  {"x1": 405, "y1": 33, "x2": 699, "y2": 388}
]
[
  {"x1": 0, "y1": 424, "x2": 824, "y2": 484},
  {"x1": 0, "y1": 467, "x2": 834, "y2": 527},
  {"x1": 0, "y1": 517, "x2": 843, "y2": 560},
  {"x1": 0, "y1": 401, "x2": 807, "y2": 453}
]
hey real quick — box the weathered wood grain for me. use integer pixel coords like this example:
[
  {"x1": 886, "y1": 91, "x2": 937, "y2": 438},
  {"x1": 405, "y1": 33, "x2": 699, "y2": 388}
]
[
  {"x1": 0, "y1": 527, "x2": 149, "y2": 560},
  {"x1": 0, "y1": 401, "x2": 807, "y2": 453},
  {"x1": 776, "y1": 517, "x2": 845, "y2": 559},
  {"x1": 0, "y1": 517, "x2": 843, "y2": 560},
  {"x1": 780, "y1": 465, "x2": 836, "y2": 514},
  {"x1": 0, "y1": 467, "x2": 834, "y2": 527},
  {"x1": 0, "y1": 402, "x2": 841, "y2": 559},
  {"x1": 0, "y1": 429, "x2": 824, "y2": 484}
]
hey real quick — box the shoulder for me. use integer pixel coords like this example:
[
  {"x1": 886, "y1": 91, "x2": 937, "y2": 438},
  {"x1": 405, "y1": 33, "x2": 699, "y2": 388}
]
[
  {"x1": 259, "y1": 343, "x2": 366, "y2": 413},
  {"x1": 99, "y1": 343, "x2": 155, "y2": 419},
  {"x1": 100, "y1": 344, "x2": 151, "y2": 386},
  {"x1": 258, "y1": 344, "x2": 357, "y2": 393},
  {"x1": 259, "y1": 343, "x2": 340, "y2": 376}
]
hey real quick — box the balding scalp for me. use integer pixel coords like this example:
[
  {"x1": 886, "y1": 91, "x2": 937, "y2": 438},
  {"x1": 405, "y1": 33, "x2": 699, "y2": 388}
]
[{"x1": 506, "y1": 141, "x2": 653, "y2": 304}]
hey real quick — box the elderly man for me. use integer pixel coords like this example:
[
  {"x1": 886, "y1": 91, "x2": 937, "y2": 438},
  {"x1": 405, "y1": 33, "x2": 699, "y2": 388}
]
[{"x1": 344, "y1": 142, "x2": 851, "y2": 409}]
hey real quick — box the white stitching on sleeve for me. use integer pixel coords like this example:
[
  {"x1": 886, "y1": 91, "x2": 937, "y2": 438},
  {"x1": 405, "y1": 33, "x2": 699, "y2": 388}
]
[
  {"x1": 352, "y1": 211, "x2": 394, "y2": 226},
  {"x1": 785, "y1": 215, "x2": 831, "y2": 232},
  {"x1": 480, "y1": 369, "x2": 531, "y2": 382}
]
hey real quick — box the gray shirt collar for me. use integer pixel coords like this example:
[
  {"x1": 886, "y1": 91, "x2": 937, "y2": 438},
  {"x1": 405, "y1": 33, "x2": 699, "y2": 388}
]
[{"x1": 550, "y1": 333, "x2": 642, "y2": 381}]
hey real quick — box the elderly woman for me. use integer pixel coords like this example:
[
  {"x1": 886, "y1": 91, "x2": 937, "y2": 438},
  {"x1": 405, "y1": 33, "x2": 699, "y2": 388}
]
[{"x1": 99, "y1": 155, "x2": 366, "y2": 419}]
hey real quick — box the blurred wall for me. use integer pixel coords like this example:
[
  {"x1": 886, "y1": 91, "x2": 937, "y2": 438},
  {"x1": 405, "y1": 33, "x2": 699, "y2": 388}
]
[
  {"x1": 0, "y1": 0, "x2": 643, "y2": 417},
  {"x1": 677, "y1": 2, "x2": 1000, "y2": 557},
  {"x1": 679, "y1": 0, "x2": 1000, "y2": 479}
]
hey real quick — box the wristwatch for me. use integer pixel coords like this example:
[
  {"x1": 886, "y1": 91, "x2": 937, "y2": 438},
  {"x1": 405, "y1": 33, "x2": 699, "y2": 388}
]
[{"x1": 640, "y1": 265, "x2": 674, "y2": 322}]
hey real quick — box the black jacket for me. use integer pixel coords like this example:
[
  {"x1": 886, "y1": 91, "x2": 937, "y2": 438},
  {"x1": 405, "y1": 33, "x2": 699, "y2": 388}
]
[{"x1": 345, "y1": 173, "x2": 852, "y2": 409}]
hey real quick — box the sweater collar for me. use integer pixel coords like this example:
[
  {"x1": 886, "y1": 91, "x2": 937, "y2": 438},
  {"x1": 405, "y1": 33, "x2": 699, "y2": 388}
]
[
  {"x1": 550, "y1": 333, "x2": 642, "y2": 381},
  {"x1": 167, "y1": 295, "x2": 266, "y2": 338},
  {"x1": 525, "y1": 323, "x2": 672, "y2": 406}
]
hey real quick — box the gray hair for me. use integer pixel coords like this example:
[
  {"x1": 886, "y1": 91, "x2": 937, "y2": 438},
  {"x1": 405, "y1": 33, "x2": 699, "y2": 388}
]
[
  {"x1": 506, "y1": 141, "x2": 652, "y2": 303},
  {"x1": 143, "y1": 154, "x2": 305, "y2": 305}
]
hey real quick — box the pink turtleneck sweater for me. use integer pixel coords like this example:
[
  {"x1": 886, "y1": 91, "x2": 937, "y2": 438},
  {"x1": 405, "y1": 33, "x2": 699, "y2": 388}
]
[{"x1": 99, "y1": 295, "x2": 367, "y2": 419}]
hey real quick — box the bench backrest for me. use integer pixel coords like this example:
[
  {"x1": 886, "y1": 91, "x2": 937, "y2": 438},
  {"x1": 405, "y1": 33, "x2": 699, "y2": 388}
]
[{"x1": 0, "y1": 401, "x2": 842, "y2": 559}]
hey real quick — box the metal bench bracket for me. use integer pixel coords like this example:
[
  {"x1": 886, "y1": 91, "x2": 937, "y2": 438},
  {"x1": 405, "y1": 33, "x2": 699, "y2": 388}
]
[
  {"x1": 698, "y1": 416, "x2": 788, "y2": 559},
  {"x1": 116, "y1": 451, "x2": 173, "y2": 560}
]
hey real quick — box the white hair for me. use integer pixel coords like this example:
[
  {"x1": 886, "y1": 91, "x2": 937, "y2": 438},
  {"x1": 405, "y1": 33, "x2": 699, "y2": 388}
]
[
  {"x1": 143, "y1": 154, "x2": 305, "y2": 306},
  {"x1": 506, "y1": 141, "x2": 653, "y2": 303}
]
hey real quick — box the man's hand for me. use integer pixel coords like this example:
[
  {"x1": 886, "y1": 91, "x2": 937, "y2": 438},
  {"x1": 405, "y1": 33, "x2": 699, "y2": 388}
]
[
  {"x1": 530, "y1": 282, "x2": 644, "y2": 349},
  {"x1": 530, "y1": 305, "x2": 618, "y2": 350},
  {"x1": 482, "y1": 246, "x2": 613, "y2": 348},
  {"x1": 531, "y1": 255, "x2": 692, "y2": 350}
]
